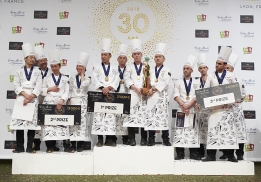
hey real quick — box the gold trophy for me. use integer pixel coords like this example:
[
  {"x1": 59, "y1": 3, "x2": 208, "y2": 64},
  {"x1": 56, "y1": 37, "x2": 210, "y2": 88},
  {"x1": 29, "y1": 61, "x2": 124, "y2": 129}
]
[{"x1": 141, "y1": 56, "x2": 150, "y2": 95}]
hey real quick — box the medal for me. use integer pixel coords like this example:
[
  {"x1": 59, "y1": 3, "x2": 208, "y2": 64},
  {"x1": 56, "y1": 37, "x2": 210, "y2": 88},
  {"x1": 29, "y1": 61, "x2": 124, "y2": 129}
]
[
  {"x1": 215, "y1": 70, "x2": 226, "y2": 85},
  {"x1": 52, "y1": 73, "x2": 62, "y2": 86},
  {"x1": 118, "y1": 66, "x2": 126, "y2": 84},
  {"x1": 134, "y1": 62, "x2": 142, "y2": 80},
  {"x1": 183, "y1": 77, "x2": 192, "y2": 101},
  {"x1": 120, "y1": 79, "x2": 124, "y2": 84},
  {"x1": 102, "y1": 62, "x2": 110, "y2": 82},
  {"x1": 76, "y1": 89, "x2": 81, "y2": 93},
  {"x1": 155, "y1": 65, "x2": 164, "y2": 83}
]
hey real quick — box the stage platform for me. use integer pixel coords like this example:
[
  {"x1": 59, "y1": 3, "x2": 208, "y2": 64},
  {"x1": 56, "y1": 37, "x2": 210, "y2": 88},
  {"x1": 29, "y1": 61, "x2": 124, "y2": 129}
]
[{"x1": 12, "y1": 145, "x2": 255, "y2": 175}]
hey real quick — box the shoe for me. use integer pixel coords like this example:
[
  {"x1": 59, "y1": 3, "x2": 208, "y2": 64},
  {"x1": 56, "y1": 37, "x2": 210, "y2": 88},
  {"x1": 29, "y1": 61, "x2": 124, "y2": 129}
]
[
  {"x1": 53, "y1": 146, "x2": 60, "y2": 152},
  {"x1": 190, "y1": 153, "x2": 201, "y2": 160},
  {"x1": 162, "y1": 137, "x2": 171, "y2": 146},
  {"x1": 228, "y1": 156, "x2": 238, "y2": 162},
  {"x1": 147, "y1": 137, "x2": 155, "y2": 146},
  {"x1": 174, "y1": 155, "x2": 184, "y2": 160},
  {"x1": 237, "y1": 155, "x2": 244, "y2": 161},
  {"x1": 96, "y1": 139, "x2": 103, "y2": 147},
  {"x1": 130, "y1": 139, "x2": 136, "y2": 146},
  {"x1": 26, "y1": 148, "x2": 36, "y2": 154},
  {"x1": 46, "y1": 148, "x2": 53, "y2": 153},
  {"x1": 66, "y1": 148, "x2": 75, "y2": 153},
  {"x1": 12, "y1": 147, "x2": 25, "y2": 153},
  {"x1": 123, "y1": 140, "x2": 130, "y2": 145},
  {"x1": 202, "y1": 156, "x2": 216, "y2": 162},
  {"x1": 219, "y1": 154, "x2": 228, "y2": 159},
  {"x1": 77, "y1": 147, "x2": 83, "y2": 152},
  {"x1": 32, "y1": 146, "x2": 40, "y2": 151},
  {"x1": 140, "y1": 139, "x2": 147, "y2": 146},
  {"x1": 105, "y1": 139, "x2": 116, "y2": 147}
]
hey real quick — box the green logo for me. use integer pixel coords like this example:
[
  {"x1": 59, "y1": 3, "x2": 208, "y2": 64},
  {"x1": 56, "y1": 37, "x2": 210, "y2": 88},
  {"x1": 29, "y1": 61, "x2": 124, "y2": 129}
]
[{"x1": 10, "y1": 75, "x2": 14, "y2": 82}]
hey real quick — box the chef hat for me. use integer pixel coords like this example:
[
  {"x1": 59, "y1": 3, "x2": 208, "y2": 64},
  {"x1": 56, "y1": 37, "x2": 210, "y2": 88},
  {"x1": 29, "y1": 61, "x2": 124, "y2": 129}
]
[
  {"x1": 130, "y1": 39, "x2": 142, "y2": 53},
  {"x1": 49, "y1": 49, "x2": 60, "y2": 65},
  {"x1": 155, "y1": 43, "x2": 166, "y2": 56},
  {"x1": 101, "y1": 38, "x2": 111, "y2": 53},
  {"x1": 227, "y1": 53, "x2": 238, "y2": 68},
  {"x1": 217, "y1": 46, "x2": 232, "y2": 63},
  {"x1": 197, "y1": 53, "x2": 207, "y2": 68},
  {"x1": 22, "y1": 43, "x2": 34, "y2": 58},
  {"x1": 118, "y1": 44, "x2": 128, "y2": 57},
  {"x1": 77, "y1": 52, "x2": 89, "y2": 67},
  {"x1": 184, "y1": 55, "x2": 197, "y2": 69},
  {"x1": 34, "y1": 45, "x2": 46, "y2": 61}
]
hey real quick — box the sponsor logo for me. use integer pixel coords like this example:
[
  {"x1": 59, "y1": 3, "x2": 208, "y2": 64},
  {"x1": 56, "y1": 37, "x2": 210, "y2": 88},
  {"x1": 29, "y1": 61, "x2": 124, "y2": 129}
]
[
  {"x1": 34, "y1": 11, "x2": 48, "y2": 19},
  {"x1": 59, "y1": 11, "x2": 69, "y2": 19},
  {"x1": 240, "y1": 31, "x2": 254, "y2": 38},
  {"x1": 240, "y1": 15, "x2": 254, "y2": 23},
  {"x1": 8, "y1": 58, "x2": 23, "y2": 65},
  {"x1": 2, "y1": 0, "x2": 24, "y2": 3},
  {"x1": 244, "y1": 94, "x2": 254, "y2": 102},
  {"x1": 243, "y1": 110, "x2": 256, "y2": 119},
  {"x1": 241, "y1": 79, "x2": 255, "y2": 86},
  {"x1": 218, "y1": 46, "x2": 232, "y2": 53},
  {"x1": 244, "y1": 143, "x2": 254, "y2": 152},
  {"x1": 33, "y1": 27, "x2": 48, "y2": 34},
  {"x1": 82, "y1": 141, "x2": 91, "y2": 150},
  {"x1": 220, "y1": 30, "x2": 229, "y2": 38},
  {"x1": 195, "y1": 0, "x2": 209, "y2": 6},
  {"x1": 7, "y1": 125, "x2": 11, "y2": 132},
  {"x1": 35, "y1": 42, "x2": 45, "y2": 48},
  {"x1": 60, "y1": 59, "x2": 68, "y2": 66},
  {"x1": 5, "y1": 108, "x2": 13, "y2": 115},
  {"x1": 197, "y1": 14, "x2": 207, "y2": 22},
  {"x1": 6, "y1": 90, "x2": 17, "y2": 99},
  {"x1": 195, "y1": 30, "x2": 209, "y2": 38},
  {"x1": 10, "y1": 11, "x2": 25, "y2": 17},
  {"x1": 9, "y1": 75, "x2": 14, "y2": 82},
  {"x1": 12, "y1": 26, "x2": 22, "y2": 34},
  {"x1": 241, "y1": 62, "x2": 254, "y2": 71},
  {"x1": 217, "y1": 15, "x2": 232, "y2": 22},
  {"x1": 243, "y1": 47, "x2": 252, "y2": 54},
  {"x1": 57, "y1": 27, "x2": 70, "y2": 35},
  {"x1": 56, "y1": 43, "x2": 70, "y2": 50},
  {"x1": 195, "y1": 46, "x2": 209, "y2": 53},
  {"x1": 14, "y1": 33, "x2": 25, "y2": 46},
  {"x1": 4, "y1": 141, "x2": 17, "y2": 149},
  {"x1": 247, "y1": 128, "x2": 256, "y2": 134}
]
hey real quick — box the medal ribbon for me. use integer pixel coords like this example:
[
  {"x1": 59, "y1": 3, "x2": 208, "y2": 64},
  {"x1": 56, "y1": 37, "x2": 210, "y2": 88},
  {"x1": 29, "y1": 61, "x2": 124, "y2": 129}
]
[
  {"x1": 101, "y1": 62, "x2": 110, "y2": 77},
  {"x1": 52, "y1": 73, "x2": 62, "y2": 86},
  {"x1": 200, "y1": 77, "x2": 205, "y2": 88},
  {"x1": 39, "y1": 67, "x2": 48, "y2": 79},
  {"x1": 183, "y1": 77, "x2": 192, "y2": 96},
  {"x1": 24, "y1": 66, "x2": 34, "y2": 81},
  {"x1": 155, "y1": 65, "x2": 164, "y2": 79},
  {"x1": 134, "y1": 62, "x2": 142, "y2": 76},
  {"x1": 215, "y1": 70, "x2": 226, "y2": 84},
  {"x1": 76, "y1": 75, "x2": 81, "y2": 88},
  {"x1": 118, "y1": 66, "x2": 126, "y2": 79}
]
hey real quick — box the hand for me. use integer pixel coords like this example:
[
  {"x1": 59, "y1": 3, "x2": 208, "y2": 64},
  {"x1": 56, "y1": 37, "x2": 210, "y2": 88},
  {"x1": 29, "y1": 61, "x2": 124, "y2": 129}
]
[
  {"x1": 66, "y1": 99, "x2": 71, "y2": 105},
  {"x1": 57, "y1": 100, "x2": 64, "y2": 110},
  {"x1": 195, "y1": 103, "x2": 201, "y2": 110},
  {"x1": 184, "y1": 109, "x2": 190, "y2": 116},
  {"x1": 24, "y1": 93, "x2": 32, "y2": 100},
  {"x1": 147, "y1": 89, "x2": 153, "y2": 96},
  {"x1": 131, "y1": 85, "x2": 141, "y2": 95},
  {"x1": 102, "y1": 87, "x2": 110, "y2": 96},
  {"x1": 108, "y1": 86, "x2": 113, "y2": 91},
  {"x1": 23, "y1": 98, "x2": 30, "y2": 106},
  {"x1": 182, "y1": 103, "x2": 190, "y2": 110}
]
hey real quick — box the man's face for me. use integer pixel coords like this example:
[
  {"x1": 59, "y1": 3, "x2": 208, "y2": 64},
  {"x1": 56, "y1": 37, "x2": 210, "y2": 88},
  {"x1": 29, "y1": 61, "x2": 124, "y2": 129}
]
[
  {"x1": 24, "y1": 55, "x2": 36, "y2": 66},
  {"x1": 154, "y1": 54, "x2": 165, "y2": 65},
  {"x1": 101, "y1": 53, "x2": 111, "y2": 63},
  {"x1": 183, "y1": 65, "x2": 193, "y2": 77},
  {"x1": 50, "y1": 64, "x2": 61, "y2": 74},
  {"x1": 76, "y1": 65, "x2": 85, "y2": 74},
  {"x1": 225, "y1": 64, "x2": 234, "y2": 72},
  {"x1": 132, "y1": 52, "x2": 142, "y2": 62},
  {"x1": 117, "y1": 55, "x2": 127, "y2": 66},
  {"x1": 198, "y1": 65, "x2": 208, "y2": 75},
  {"x1": 37, "y1": 58, "x2": 48, "y2": 70},
  {"x1": 216, "y1": 60, "x2": 226, "y2": 72}
]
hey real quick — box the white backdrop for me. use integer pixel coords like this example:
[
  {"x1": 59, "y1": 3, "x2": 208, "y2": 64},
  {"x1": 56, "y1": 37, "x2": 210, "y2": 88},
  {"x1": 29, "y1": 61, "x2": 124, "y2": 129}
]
[{"x1": 0, "y1": 0, "x2": 260, "y2": 160}]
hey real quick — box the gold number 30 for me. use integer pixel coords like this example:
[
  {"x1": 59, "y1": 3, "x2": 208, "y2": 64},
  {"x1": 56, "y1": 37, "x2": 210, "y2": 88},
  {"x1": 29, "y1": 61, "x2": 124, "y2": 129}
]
[{"x1": 118, "y1": 13, "x2": 149, "y2": 34}]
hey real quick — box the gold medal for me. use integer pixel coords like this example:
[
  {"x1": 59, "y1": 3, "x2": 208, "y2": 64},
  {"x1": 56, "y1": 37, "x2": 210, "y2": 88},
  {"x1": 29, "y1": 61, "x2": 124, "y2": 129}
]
[
  {"x1": 155, "y1": 78, "x2": 158, "y2": 82},
  {"x1": 120, "y1": 79, "x2": 124, "y2": 84},
  {"x1": 186, "y1": 96, "x2": 190, "y2": 100},
  {"x1": 105, "y1": 76, "x2": 109, "y2": 82},
  {"x1": 137, "y1": 75, "x2": 140, "y2": 80}
]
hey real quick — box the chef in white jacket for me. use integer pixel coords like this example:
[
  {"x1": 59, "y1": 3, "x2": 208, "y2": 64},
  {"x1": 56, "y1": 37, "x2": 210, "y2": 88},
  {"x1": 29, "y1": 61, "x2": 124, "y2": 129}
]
[
  {"x1": 91, "y1": 38, "x2": 120, "y2": 147},
  {"x1": 68, "y1": 52, "x2": 91, "y2": 152},
  {"x1": 173, "y1": 55, "x2": 201, "y2": 160},
  {"x1": 40, "y1": 49, "x2": 71, "y2": 153},
  {"x1": 202, "y1": 46, "x2": 238, "y2": 162},
  {"x1": 123, "y1": 39, "x2": 148, "y2": 146},
  {"x1": 11, "y1": 43, "x2": 42, "y2": 153},
  {"x1": 144, "y1": 43, "x2": 171, "y2": 146}
]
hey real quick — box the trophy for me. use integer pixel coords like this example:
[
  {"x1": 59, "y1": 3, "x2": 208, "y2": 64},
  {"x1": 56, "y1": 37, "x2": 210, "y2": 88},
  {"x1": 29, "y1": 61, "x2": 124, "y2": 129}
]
[{"x1": 141, "y1": 56, "x2": 150, "y2": 95}]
